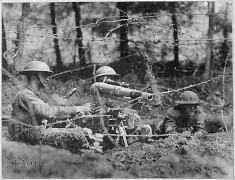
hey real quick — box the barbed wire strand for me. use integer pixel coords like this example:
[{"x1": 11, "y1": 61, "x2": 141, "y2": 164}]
[
  {"x1": 220, "y1": 52, "x2": 230, "y2": 136},
  {"x1": 2, "y1": 24, "x2": 232, "y2": 43},
  {"x1": 2, "y1": 3, "x2": 232, "y2": 141},
  {"x1": 4, "y1": 1, "x2": 231, "y2": 24},
  {"x1": 2, "y1": 118, "x2": 230, "y2": 140},
  {"x1": 3, "y1": 4, "x2": 231, "y2": 56},
  {"x1": 3, "y1": 34, "x2": 232, "y2": 46},
  {"x1": 48, "y1": 64, "x2": 94, "y2": 79},
  {"x1": 3, "y1": 2, "x2": 231, "y2": 61},
  {"x1": 3, "y1": 12, "x2": 231, "y2": 57}
]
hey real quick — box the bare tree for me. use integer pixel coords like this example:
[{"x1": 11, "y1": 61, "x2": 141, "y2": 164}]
[
  {"x1": 169, "y1": 2, "x2": 179, "y2": 68},
  {"x1": 117, "y1": 2, "x2": 130, "y2": 75},
  {"x1": 50, "y1": 2, "x2": 63, "y2": 72},
  {"x1": 14, "y1": 3, "x2": 30, "y2": 74},
  {"x1": 2, "y1": 16, "x2": 8, "y2": 80},
  {"x1": 72, "y1": 2, "x2": 86, "y2": 68},
  {"x1": 2, "y1": 17, "x2": 7, "y2": 70},
  {"x1": 221, "y1": 2, "x2": 229, "y2": 62},
  {"x1": 203, "y1": 1, "x2": 215, "y2": 80}
]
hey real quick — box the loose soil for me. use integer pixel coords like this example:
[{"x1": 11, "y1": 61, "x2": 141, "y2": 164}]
[{"x1": 2, "y1": 74, "x2": 233, "y2": 178}]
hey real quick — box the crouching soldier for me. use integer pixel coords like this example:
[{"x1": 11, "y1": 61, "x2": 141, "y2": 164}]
[
  {"x1": 8, "y1": 61, "x2": 94, "y2": 145},
  {"x1": 92, "y1": 66, "x2": 150, "y2": 145},
  {"x1": 153, "y1": 91, "x2": 207, "y2": 138}
]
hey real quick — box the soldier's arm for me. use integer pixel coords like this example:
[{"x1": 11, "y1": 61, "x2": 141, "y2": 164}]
[
  {"x1": 164, "y1": 108, "x2": 178, "y2": 134},
  {"x1": 194, "y1": 107, "x2": 207, "y2": 135},
  {"x1": 20, "y1": 92, "x2": 83, "y2": 122},
  {"x1": 50, "y1": 93, "x2": 74, "y2": 106}
]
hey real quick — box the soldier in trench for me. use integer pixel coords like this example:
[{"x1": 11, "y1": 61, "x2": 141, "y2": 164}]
[
  {"x1": 8, "y1": 60, "x2": 95, "y2": 145},
  {"x1": 152, "y1": 91, "x2": 208, "y2": 138},
  {"x1": 92, "y1": 66, "x2": 153, "y2": 145}
]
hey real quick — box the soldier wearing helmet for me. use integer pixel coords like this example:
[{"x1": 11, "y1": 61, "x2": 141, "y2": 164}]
[
  {"x1": 94, "y1": 66, "x2": 120, "y2": 83},
  {"x1": 157, "y1": 91, "x2": 207, "y2": 137},
  {"x1": 93, "y1": 66, "x2": 151, "y2": 144},
  {"x1": 8, "y1": 61, "x2": 94, "y2": 145}
]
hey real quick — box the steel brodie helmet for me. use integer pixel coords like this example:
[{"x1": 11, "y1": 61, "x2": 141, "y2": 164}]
[
  {"x1": 94, "y1": 66, "x2": 120, "y2": 79},
  {"x1": 19, "y1": 61, "x2": 53, "y2": 75},
  {"x1": 175, "y1": 91, "x2": 202, "y2": 104}
]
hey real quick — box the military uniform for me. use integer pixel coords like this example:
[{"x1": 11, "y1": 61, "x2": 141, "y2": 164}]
[
  {"x1": 92, "y1": 66, "x2": 143, "y2": 143},
  {"x1": 8, "y1": 61, "x2": 90, "y2": 145},
  {"x1": 161, "y1": 105, "x2": 207, "y2": 134},
  {"x1": 152, "y1": 91, "x2": 207, "y2": 138},
  {"x1": 8, "y1": 87, "x2": 80, "y2": 145}
]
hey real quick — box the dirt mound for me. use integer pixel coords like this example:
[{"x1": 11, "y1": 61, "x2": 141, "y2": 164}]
[
  {"x1": 2, "y1": 75, "x2": 233, "y2": 178},
  {"x1": 2, "y1": 138, "x2": 134, "y2": 179},
  {"x1": 104, "y1": 132, "x2": 233, "y2": 178},
  {"x1": 2, "y1": 125, "x2": 233, "y2": 178}
]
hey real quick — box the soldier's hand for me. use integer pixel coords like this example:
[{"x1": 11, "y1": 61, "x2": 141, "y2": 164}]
[
  {"x1": 194, "y1": 131, "x2": 203, "y2": 138},
  {"x1": 80, "y1": 103, "x2": 95, "y2": 113},
  {"x1": 94, "y1": 106, "x2": 107, "y2": 114}
]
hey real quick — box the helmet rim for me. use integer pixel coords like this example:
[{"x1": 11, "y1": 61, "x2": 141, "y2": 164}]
[
  {"x1": 19, "y1": 69, "x2": 53, "y2": 73},
  {"x1": 175, "y1": 100, "x2": 202, "y2": 104},
  {"x1": 19, "y1": 61, "x2": 53, "y2": 75},
  {"x1": 94, "y1": 73, "x2": 120, "y2": 78},
  {"x1": 175, "y1": 91, "x2": 201, "y2": 105},
  {"x1": 94, "y1": 66, "x2": 120, "y2": 79}
]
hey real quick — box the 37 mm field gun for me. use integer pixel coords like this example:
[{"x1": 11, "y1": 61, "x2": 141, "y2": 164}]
[
  {"x1": 71, "y1": 81, "x2": 156, "y2": 148},
  {"x1": 50, "y1": 80, "x2": 157, "y2": 151}
]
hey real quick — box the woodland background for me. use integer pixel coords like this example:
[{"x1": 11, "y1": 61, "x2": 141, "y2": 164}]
[
  {"x1": 2, "y1": 1, "x2": 232, "y2": 77},
  {"x1": 1, "y1": 1, "x2": 234, "y2": 179},
  {"x1": 2, "y1": 1, "x2": 233, "y2": 116}
]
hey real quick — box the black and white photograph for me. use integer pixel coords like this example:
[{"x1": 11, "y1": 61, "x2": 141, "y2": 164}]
[{"x1": 1, "y1": 1, "x2": 233, "y2": 178}]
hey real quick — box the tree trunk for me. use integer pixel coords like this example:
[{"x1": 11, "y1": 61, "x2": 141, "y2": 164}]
[
  {"x1": 169, "y1": 2, "x2": 179, "y2": 68},
  {"x1": 221, "y1": 2, "x2": 229, "y2": 64},
  {"x1": 72, "y1": 2, "x2": 86, "y2": 68},
  {"x1": 2, "y1": 17, "x2": 8, "y2": 80},
  {"x1": 2, "y1": 17, "x2": 7, "y2": 70},
  {"x1": 117, "y1": 2, "x2": 130, "y2": 75},
  {"x1": 203, "y1": 2, "x2": 215, "y2": 80},
  {"x1": 50, "y1": 2, "x2": 63, "y2": 72},
  {"x1": 13, "y1": 3, "x2": 30, "y2": 74}
]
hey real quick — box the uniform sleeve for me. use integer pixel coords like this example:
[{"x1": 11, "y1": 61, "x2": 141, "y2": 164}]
[
  {"x1": 20, "y1": 92, "x2": 78, "y2": 121},
  {"x1": 194, "y1": 108, "x2": 207, "y2": 135},
  {"x1": 164, "y1": 108, "x2": 178, "y2": 134}
]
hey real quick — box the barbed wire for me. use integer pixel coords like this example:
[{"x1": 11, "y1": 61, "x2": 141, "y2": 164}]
[
  {"x1": 3, "y1": 31, "x2": 232, "y2": 60},
  {"x1": 2, "y1": 55, "x2": 231, "y2": 140},
  {"x1": 220, "y1": 52, "x2": 230, "y2": 136},
  {"x1": 3, "y1": 5, "x2": 232, "y2": 60},
  {"x1": 4, "y1": 1, "x2": 231, "y2": 24},
  {"x1": 3, "y1": 2, "x2": 231, "y2": 62},
  {"x1": 140, "y1": 11, "x2": 233, "y2": 19},
  {"x1": 2, "y1": 117, "x2": 231, "y2": 140},
  {"x1": 3, "y1": 32, "x2": 232, "y2": 44},
  {"x1": 2, "y1": 2, "x2": 233, "y2": 148}
]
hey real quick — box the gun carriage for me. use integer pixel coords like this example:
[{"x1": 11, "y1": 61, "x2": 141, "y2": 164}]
[{"x1": 68, "y1": 82, "x2": 154, "y2": 148}]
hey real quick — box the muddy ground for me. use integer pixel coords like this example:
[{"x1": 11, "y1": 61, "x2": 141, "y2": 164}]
[{"x1": 2, "y1": 74, "x2": 233, "y2": 178}]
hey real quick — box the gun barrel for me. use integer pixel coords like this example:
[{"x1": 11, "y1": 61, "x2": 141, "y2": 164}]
[
  {"x1": 141, "y1": 92, "x2": 154, "y2": 101},
  {"x1": 91, "y1": 82, "x2": 153, "y2": 101}
]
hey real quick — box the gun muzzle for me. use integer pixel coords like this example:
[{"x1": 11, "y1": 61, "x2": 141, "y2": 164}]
[
  {"x1": 142, "y1": 92, "x2": 154, "y2": 101},
  {"x1": 130, "y1": 91, "x2": 154, "y2": 101}
]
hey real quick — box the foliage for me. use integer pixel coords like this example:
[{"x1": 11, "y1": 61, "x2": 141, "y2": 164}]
[{"x1": 2, "y1": 1, "x2": 232, "y2": 75}]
